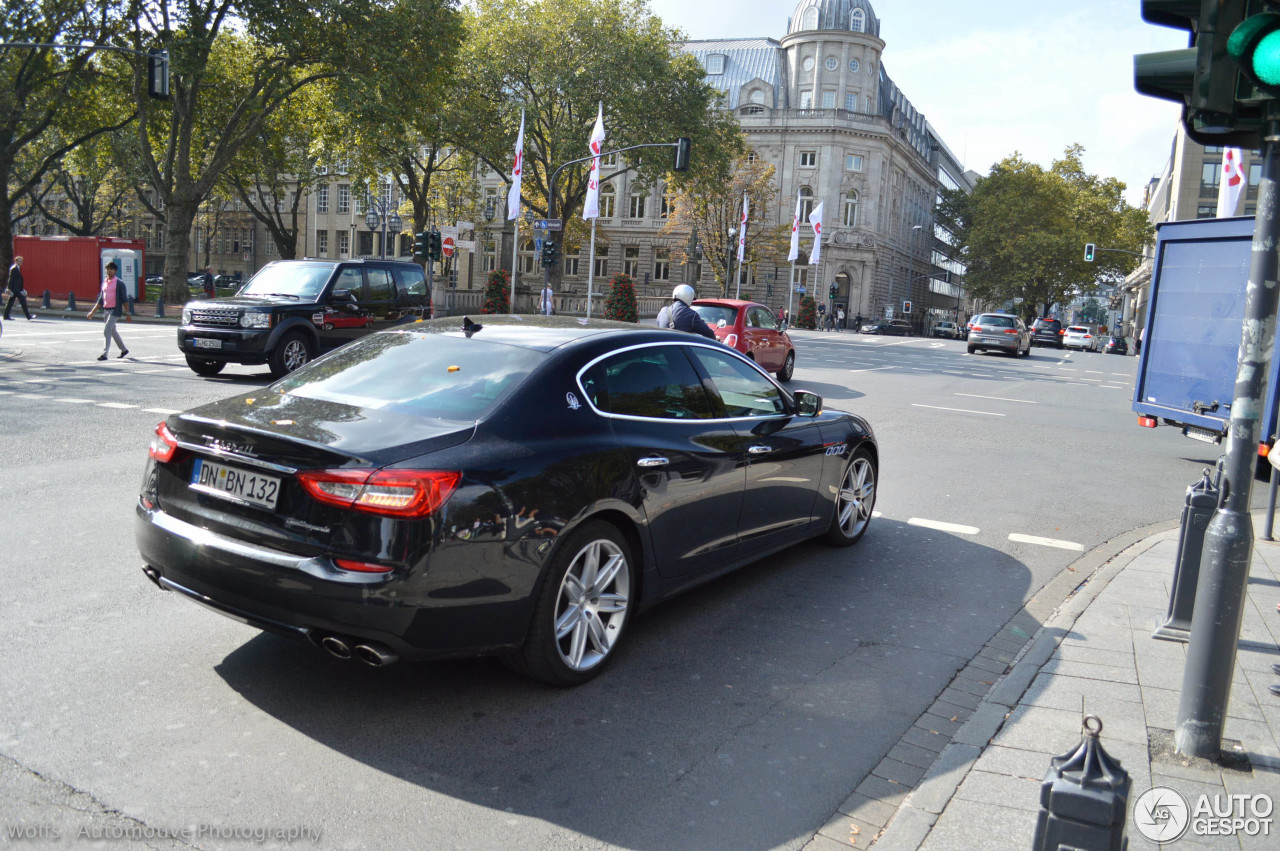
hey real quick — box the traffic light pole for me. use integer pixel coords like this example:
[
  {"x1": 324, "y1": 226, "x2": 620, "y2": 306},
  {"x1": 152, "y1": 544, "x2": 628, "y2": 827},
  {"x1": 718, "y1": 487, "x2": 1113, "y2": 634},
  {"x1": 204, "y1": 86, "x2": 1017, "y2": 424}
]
[{"x1": 1175, "y1": 112, "x2": 1280, "y2": 760}]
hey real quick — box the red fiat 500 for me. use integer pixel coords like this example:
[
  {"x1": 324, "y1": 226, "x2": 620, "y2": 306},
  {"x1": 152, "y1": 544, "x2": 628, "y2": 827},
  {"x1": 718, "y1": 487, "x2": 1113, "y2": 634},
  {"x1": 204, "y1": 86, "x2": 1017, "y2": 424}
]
[{"x1": 692, "y1": 299, "x2": 795, "y2": 382}]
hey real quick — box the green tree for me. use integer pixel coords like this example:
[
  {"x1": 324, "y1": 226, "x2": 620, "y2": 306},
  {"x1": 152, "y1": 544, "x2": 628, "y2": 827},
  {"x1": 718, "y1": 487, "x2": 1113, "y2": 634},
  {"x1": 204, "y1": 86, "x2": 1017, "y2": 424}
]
[
  {"x1": 1, "y1": 2, "x2": 132, "y2": 281},
  {"x1": 126, "y1": 0, "x2": 460, "y2": 304},
  {"x1": 940, "y1": 145, "x2": 1152, "y2": 321},
  {"x1": 604, "y1": 272, "x2": 637, "y2": 322},
  {"x1": 28, "y1": 130, "x2": 136, "y2": 237},
  {"x1": 481, "y1": 268, "x2": 510, "y2": 314},
  {"x1": 1081, "y1": 296, "x2": 1106, "y2": 325},
  {"x1": 796, "y1": 296, "x2": 817, "y2": 330}
]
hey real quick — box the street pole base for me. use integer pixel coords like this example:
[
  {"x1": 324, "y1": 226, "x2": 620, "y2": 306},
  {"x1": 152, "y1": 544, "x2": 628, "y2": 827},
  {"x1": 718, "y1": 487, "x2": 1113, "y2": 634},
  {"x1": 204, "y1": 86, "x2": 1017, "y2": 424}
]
[{"x1": 1151, "y1": 619, "x2": 1190, "y2": 643}]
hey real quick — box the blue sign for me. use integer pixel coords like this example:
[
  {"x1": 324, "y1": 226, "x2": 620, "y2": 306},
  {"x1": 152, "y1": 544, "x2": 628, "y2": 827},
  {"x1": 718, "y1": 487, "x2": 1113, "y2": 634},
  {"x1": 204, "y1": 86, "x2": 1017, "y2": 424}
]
[
  {"x1": 794, "y1": 286, "x2": 807, "y2": 294},
  {"x1": 532, "y1": 219, "x2": 563, "y2": 231},
  {"x1": 535, "y1": 237, "x2": 543, "y2": 250}
]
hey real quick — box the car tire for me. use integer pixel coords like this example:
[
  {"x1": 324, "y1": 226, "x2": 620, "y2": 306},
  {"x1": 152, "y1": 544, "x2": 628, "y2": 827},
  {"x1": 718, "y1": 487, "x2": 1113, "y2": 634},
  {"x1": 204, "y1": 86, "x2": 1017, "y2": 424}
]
[
  {"x1": 506, "y1": 520, "x2": 634, "y2": 686},
  {"x1": 777, "y1": 350, "x2": 795, "y2": 382},
  {"x1": 824, "y1": 447, "x2": 877, "y2": 547},
  {"x1": 185, "y1": 355, "x2": 225, "y2": 376},
  {"x1": 268, "y1": 331, "x2": 313, "y2": 378}
]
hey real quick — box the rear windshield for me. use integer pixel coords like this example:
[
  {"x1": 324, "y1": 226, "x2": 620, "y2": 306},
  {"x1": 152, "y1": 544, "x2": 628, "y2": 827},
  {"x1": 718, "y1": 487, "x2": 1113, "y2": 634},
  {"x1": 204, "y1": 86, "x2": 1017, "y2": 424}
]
[
  {"x1": 274, "y1": 330, "x2": 542, "y2": 421},
  {"x1": 693, "y1": 305, "x2": 737, "y2": 326},
  {"x1": 1067, "y1": 326, "x2": 1089, "y2": 333},
  {"x1": 239, "y1": 262, "x2": 333, "y2": 300},
  {"x1": 974, "y1": 315, "x2": 1015, "y2": 328},
  {"x1": 1033, "y1": 319, "x2": 1061, "y2": 329}
]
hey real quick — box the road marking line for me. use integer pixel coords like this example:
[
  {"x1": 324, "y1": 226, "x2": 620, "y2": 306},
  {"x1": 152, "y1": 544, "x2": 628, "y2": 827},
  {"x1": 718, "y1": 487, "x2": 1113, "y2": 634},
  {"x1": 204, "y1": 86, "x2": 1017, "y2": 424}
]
[
  {"x1": 954, "y1": 393, "x2": 1036, "y2": 404},
  {"x1": 908, "y1": 518, "x2": 980, "y2": 535},
  {"x1": 0, "y1": 390, "x2": 11, "y2": 395},
  {"x1": 54, "y1": 398, "x2": 96, "y2": 404},
  {"x1": 1078, "y1": 378, "x2": 1102, "y2": 382},
  {"x1": 97, "y1": 402, "x2": 139, "y2": 409},
  {"x1": 144, "y1": 408, "x2": 182, "y2": 415},
  {"x1": 1009, "y1": 533, "x2": 1084, "y2": 551},
  {"x1": 1085, "y1": 370, "x2": 1104, "y2": 374},
  {"x1": 848, "y1": 365, "x2": 896, "y2": 373},
  {"x1": 1058, "y1": 367, "x2": 1077, "y2": 371},
  {"x1": 1111, "y1": 373, "x2": 1127, "y2": 377},
  {"x1": 132, "y1": 368, "x2": 173, "y2": 374},
  {"x1": 911, "y1": 403, "x2": 1004, "y2": 416},
  {"x1": 1099, "y1": 385, "x2": 1123, "y2": 390}
]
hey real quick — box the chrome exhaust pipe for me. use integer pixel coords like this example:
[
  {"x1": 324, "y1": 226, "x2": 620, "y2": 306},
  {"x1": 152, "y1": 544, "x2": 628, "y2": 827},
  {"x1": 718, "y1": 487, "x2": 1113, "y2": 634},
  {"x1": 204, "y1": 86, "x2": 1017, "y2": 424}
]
[
  {"x1": 141, "y1": 566, "x2": 164, "y2": 589},
  {"x1": 320, "y1": 635, "x2": 353, "y2": 660},
  {"x1": 353, "y1": 643, "x2": 399, "y2": 667}
]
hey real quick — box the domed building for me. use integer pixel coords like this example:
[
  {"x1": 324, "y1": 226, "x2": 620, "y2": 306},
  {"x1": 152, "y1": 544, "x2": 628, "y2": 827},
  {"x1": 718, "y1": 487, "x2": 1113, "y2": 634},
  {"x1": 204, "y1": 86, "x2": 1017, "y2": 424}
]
[{"x1": 680, "y1": 0, "x2": 973, "y2": 327}]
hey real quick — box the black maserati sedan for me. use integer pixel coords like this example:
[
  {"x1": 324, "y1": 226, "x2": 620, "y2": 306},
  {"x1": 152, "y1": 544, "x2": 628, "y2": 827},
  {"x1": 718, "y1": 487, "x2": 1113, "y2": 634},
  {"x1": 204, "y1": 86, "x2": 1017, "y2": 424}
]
[{"x1": 136, "y1": 316, "x2": 879, "y2": 685}]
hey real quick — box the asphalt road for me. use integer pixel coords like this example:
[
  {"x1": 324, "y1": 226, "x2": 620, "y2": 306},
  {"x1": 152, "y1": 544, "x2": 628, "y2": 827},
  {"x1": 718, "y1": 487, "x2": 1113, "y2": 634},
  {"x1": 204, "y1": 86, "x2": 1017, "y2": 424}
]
[{"x1": 0, "y1": 319, "x2": 1238, "y2": 850}]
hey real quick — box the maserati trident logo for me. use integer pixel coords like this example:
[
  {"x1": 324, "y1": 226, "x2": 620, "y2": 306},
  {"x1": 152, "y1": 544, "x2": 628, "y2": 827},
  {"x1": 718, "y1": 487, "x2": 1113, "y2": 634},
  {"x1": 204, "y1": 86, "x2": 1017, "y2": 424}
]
[{"x1": 204, "y1": 437, "x2": 258, "y2": 458}]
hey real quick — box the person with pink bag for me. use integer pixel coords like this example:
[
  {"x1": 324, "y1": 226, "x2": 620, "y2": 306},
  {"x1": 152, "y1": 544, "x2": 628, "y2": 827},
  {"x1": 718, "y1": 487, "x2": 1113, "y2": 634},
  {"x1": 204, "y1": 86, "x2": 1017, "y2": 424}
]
[{"x1": 86, "y1": 261, "x2": 129, "y2": 360}]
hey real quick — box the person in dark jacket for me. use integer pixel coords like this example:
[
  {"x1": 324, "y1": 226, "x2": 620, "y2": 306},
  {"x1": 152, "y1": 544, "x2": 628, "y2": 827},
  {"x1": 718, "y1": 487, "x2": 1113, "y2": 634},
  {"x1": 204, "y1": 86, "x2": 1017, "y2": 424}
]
[
  {"x1": 665, "y1": 284, "x2": 717, "y2": 339},
  {"x1": 86, "y1": 261, "x2": 129, "y2": 359},
  {"x1": 202, "y1": 267, "x2": 215, "y2": 299},
  {"x1": 4, "y1": 255, "x2": 32, "y2": 320}
]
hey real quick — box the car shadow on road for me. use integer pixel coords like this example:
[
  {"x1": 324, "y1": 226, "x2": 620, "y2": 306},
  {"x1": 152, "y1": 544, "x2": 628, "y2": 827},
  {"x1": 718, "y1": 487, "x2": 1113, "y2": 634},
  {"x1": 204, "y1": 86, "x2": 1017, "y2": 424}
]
[{"x1": 212, "y1": 519, "x2": 1035, "y2": 851}]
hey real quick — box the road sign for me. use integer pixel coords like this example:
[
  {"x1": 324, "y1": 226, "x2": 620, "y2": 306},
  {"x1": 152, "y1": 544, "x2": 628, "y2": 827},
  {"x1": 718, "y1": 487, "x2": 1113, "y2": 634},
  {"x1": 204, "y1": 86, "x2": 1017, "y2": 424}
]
[
  {"x1": 441, "y1": 235, "x2": 455, "y2": 258},
  {"x1": 794, "y1": 285, "x2": 806, "y2": 294},
  {"x1": 440, "y1": 226, "x2": 459, "y2": 240},
  {"x1": 454, "y1": 240, "x2": 475, "y2": 251},
  {"x1": 535, "y1": 237, "x2": 543, "y2": 250},
  {"x1": 454, "y1": 221, "x2": 474, "y2": 232},
  {"x1": 533, "y1": 218, "x2": 562, "y2": 231}
]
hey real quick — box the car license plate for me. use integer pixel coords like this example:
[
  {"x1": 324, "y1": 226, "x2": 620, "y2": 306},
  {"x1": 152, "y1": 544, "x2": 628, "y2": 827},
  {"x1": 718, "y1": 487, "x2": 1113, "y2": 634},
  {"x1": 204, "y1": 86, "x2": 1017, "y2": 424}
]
[
  {"x1": 190, "y1": 458, "x2": 280, "y2": 510},
  {"x1": 194, "y1": 338, "x2": 221, "y2": 349}
]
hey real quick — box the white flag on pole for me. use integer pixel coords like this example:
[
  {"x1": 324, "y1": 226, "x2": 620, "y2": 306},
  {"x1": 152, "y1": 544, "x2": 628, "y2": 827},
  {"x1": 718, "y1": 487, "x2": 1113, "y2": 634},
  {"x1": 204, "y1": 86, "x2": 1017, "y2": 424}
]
[
  {"x1": 808, "y1": 201, "x2": 824, "y2": 265},
  {"x1": 583, "y1": 103, "x2": 606, "y2": 220},
  {"x1": 787, "y1": 193, "x2": 802, "y2": 262},
  {"x1": 507, "y1": 110, "x2": 525, "y2": 220},
  {"x1": 737, "y1": 194, "x2": 749, "y2": 263},
  {"x1": 1217, "y1": 147, "x2": 1245, "y2": 218}
]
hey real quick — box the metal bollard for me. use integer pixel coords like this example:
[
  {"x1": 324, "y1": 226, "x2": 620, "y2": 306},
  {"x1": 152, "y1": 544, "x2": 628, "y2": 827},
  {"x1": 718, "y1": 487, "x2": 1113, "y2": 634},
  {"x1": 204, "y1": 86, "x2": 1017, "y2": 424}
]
[
  {"x1": 154, "y1": 296, "x2": 164, "y2": 318},
  {"x1": 1152, "y1": 460, "x2": 1222, "y2": 642},
  {"x1": 41, "y1": 290, "x2": 51, "y2": 309},
  {"x1": 127, "y1": 295, "x2": 136, "y2": 316},
  {"x1": 1033, "y1": 715, "x2": 1131, "y2": 851},
  {"x1": 66, "y1": 291, "x2": 76, "y2": 311}
]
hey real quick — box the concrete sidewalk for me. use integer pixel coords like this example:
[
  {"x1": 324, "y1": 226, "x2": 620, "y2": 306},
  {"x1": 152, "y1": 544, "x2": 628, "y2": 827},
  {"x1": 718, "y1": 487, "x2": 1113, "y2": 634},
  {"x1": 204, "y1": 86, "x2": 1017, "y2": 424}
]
[{"x1": 807, "y1": 515, "x2": 1280, "y2": 850}]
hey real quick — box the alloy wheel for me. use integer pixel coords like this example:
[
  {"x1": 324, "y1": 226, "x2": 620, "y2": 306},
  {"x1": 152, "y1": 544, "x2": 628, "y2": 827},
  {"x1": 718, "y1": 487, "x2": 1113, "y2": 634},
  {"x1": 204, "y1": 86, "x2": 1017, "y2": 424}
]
[
  {"x1": 554, "y1": 538, "x2": 631, "y2": 672},
  {"x1": 835, "y1": 455, "x2": 875, "y2": 539}
]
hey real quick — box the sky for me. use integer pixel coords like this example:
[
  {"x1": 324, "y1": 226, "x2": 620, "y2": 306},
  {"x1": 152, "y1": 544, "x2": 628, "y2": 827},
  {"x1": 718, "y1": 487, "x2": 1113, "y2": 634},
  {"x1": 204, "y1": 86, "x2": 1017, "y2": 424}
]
[{"x1": 644, "y1": 0, "x2": 1187, "y2": 207}]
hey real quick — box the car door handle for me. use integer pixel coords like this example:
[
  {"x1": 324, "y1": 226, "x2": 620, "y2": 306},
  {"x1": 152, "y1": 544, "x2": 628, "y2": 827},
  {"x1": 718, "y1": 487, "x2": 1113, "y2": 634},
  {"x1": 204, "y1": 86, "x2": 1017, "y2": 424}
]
[
  {"x1": 637, "y1": 456, "x2": 669, "y2": 468},
  {"x1": 748, "y1": 445, "x2": 773, "y2": 455}
]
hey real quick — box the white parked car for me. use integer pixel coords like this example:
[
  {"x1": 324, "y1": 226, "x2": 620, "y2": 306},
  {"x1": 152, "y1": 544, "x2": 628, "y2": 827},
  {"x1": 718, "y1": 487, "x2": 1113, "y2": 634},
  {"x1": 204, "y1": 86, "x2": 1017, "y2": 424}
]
[{"x1": 1063, "y1": 325, "x2": 1099, "y2": 352}]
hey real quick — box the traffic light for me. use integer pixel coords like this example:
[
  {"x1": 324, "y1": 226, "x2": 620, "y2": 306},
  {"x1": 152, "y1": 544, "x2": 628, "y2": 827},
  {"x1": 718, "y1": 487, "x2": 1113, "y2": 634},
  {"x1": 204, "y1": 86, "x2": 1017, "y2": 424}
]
[
  {"x1": 1228, "y1": 7, "x2": 1280, "y2": 93},
  {"x1": 147, "y1": 49, "x2": 169, "y2": 99},
  {"x1": 673, "y1": 137, "x2": 691, "y2": 172},
  {"x1": 413, "y1": 231, "x2": 429, "y2": 259},
  {"x1": 541, "y1": 241, "x2": 560, "y2": 267},
  {"x1": 1134, "y1": 1, "x2": 1258, "y2": 146},
  {"x1": 766, "y1": 282, "x2": 773, "y2": 298},
  {"x1": 828, "y1": 282, "x2": 838, "y2": 300},
  {"x1": 1084, "y1": 243, "x2": 1096, "y2": 262},
  {"x1": 428, "y1": 230, "x2": 442, "y2": 261}
]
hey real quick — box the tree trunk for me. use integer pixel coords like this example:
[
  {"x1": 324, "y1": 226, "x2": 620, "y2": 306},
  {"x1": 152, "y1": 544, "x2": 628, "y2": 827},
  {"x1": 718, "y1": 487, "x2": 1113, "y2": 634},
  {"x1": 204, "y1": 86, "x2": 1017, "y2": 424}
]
[{"x1": 163, "y1": 200, "x2": 200, "y2": 306}]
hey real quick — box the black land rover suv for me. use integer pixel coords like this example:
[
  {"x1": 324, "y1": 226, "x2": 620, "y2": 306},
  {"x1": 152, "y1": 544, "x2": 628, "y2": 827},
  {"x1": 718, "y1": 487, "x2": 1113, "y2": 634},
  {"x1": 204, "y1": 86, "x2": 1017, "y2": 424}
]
[
  {"x1": 178, "y1": 259, "x2": 432, "y2": 377},
  {"x1": 1030, "y1": 317, "x2": 1064, "y2": 348}
]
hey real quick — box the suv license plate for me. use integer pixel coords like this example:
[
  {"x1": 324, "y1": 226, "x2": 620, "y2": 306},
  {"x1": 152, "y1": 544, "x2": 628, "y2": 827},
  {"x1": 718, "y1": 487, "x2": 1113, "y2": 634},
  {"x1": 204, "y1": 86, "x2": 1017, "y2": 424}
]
[
  {"x1": 194, "y1": 338, "x2": 221, "y2": 349},
  {"x1": 190, "y1": 458, "x2": 280, "y2": 510}
]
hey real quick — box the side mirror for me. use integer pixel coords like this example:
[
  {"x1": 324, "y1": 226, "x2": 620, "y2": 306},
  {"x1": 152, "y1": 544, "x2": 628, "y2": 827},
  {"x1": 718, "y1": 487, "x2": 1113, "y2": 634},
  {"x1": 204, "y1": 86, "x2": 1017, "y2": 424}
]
[
  {"x1": 778, "y1": 320, "x2": 788, "y2": 332},
  {"x1": 794, "y1": 390, "x2": 822, "y2": 417}
]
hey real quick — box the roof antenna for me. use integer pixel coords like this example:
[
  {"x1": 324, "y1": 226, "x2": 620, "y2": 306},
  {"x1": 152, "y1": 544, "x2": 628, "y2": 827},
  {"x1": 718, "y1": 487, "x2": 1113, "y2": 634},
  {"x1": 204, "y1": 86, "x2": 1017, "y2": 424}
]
[{"x1": 462, "y1": 316, "x2": 483, "y2": 338}]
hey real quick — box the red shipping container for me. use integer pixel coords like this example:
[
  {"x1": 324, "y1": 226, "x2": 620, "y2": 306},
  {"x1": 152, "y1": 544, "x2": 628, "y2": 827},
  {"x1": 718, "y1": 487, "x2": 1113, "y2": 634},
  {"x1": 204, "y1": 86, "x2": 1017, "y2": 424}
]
[{"x1": 13, "y1": 235, "x2": 147, "y2": 303}]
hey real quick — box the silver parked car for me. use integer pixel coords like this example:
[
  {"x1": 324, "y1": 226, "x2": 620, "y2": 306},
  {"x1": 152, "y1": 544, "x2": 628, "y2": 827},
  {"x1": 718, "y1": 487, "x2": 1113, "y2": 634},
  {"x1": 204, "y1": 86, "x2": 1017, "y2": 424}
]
[
  {"x1": 931, "y1": 321, "x2": 962, "y2": 340},
  {"x1": 966, "y1": 313, "x2": 1031, "y2": 357}
]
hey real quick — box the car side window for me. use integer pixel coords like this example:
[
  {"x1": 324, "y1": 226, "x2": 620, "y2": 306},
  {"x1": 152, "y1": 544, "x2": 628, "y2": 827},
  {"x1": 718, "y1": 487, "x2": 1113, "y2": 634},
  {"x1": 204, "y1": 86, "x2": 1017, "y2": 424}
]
[
  {"x1": 688, "y1": 347, "x2": 787, "y2": 418},
  {"x1": 333, "y1": 267, "x2": 362, "y2": 298},
  {"x1": 393, "y1": 266, "x2": 427, "y2": 296},
  {"x1": 588, "y1": 347, "x2": 715, "y2": 420},
  {"x1": 365, "y1": 268, "x2": 395, "y2": 301}
]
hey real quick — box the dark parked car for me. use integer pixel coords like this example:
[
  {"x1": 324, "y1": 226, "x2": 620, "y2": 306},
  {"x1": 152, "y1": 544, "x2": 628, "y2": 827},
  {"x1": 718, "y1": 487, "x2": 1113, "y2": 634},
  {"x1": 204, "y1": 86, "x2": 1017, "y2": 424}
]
[
  {"x1": 967, "y1": 313, "x2": 1031, "y2": 357},
  {"x1": 1030, "y1": 317, "x2": 1065, "y2": 348},
  {"x1": 692, "y1": 298, "x2": 795, "y2": 381},
  {"x1": 177, "y1": 258, "x2": 432, "y2": 378},
  {"x1": 1103, "y1": 335, "x2": 1129, "y2": 355},
  {"x1": 861, "y1": 318, "x2": 913, "y2": 336},
  {"x1": 137, "y1": 317, "x2": 879, "y2": 685}
]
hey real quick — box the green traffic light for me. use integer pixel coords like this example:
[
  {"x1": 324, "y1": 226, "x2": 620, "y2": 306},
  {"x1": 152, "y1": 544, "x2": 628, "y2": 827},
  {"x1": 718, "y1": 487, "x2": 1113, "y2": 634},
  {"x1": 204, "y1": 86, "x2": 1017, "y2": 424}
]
[
  {"x1": 1255, "y1": 30, "x2": 1280, "y2": 85},
  {"x1": 1229, "y1": 13, "x2": 1280, "y2": 89}
]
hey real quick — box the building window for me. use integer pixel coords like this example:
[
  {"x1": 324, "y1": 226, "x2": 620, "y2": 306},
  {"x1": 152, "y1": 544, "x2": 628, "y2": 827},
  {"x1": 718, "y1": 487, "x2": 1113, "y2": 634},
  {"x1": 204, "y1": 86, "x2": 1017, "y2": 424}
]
[
  {"x1": 266, "y1": 238, "x2": 278, "y2": 256},
  {"x1": 746, "y1": 106, "x2": 764, "y2": 115},
  {"x1": 849, "y1": 58, "x2": 860, "y2": 73},
  {"x1": 482, "y1": 238, "x2": 496, "y2": 274},
  {"x1": 1197, "y1": 204, "x2": 1216, "y2": 219},
  {"x1": 599, "y1": 183, "x2": 616, "y2": 218},
  {"x1": 316, "y1": 230, "x2": 328, "y2": 256},
  {"x1": 629, "y1": 193, "x2": 646, "y2": 219},
  {"x1": 843, "y1": 191, "x2": 859, "y2": 227},
  {"x1": 337, "y1": 185, "x2": 350, "y2": 214},
  {"x1": 352, "y1": 193, "x2": 362, "y2": 216},
  {"x1": 654, "y1": 248, "x2": 671, "y2": 281},
  {"x1": 624, "y1": 246, "x2": 639, "y2": 279},
  {"x1": 747, "y1": 151, "x2": 759, "y2": 164},
  {"x1": 520, "y1": 239, "x2": 535, "y2": 274},
  {"x1": 799, "y1": 186, "x2": 815, "y2": 220},
  {"x1": 660, "y1": 192, "x2": 674, "y2": 219},
  {"x1": 792, "y1": 266, "x2": 808, "y2": 287},
  {"x1": 359, "y1": 232, "x2": 373, "y2": 256},
  {"x1": 800, "y1": 91, "x2": 813, "y2": 109},
  {"x1": 594, "y1": 246, "x2": 609, "y2": 278},
  {"x1": 706, "y1": 54, "x2": 724, "y2": 74},
  {"x1": 846, "y1": 153, "x2": 864, "y2": 171},
  {"x1": 1202, "y1": 162, "x2": 1221, "y2": 187},
  {"x1": 749, "y1": 89, "x2": 765, "y2": 105},
  {"x1": 564, "y1": 246, "x2": 580, "y2": 277},
  {"x1": 845, "y1": 93, "x2": 860, "y2": 111},
  {"x1": 1250, "y1": 163, "x2": 1263, "y2": 185},
  {"x1": 802, "y1": 7, "x2": 818, "y2": 29},
  {"x1": 821, "y1": 91, "x2": 836, "y2": 109},
  {"x1": 800, "y1": 151, "x2": 817, "y2": 167},
  {"x1": 601, "y1": 152, "x2": 617, "y2": 167},
  {"x1": 852, "y1": 9, "x2": 866, "y2": 32},
  {"x1": 316, "y1": 185, "x2": 329, "y2": 214},
  {"x1": 825, "y1": 56, "x2": 838, "y2": 71},
  {"x1": 338, "y1": 232, "x2": 349, "y2": 257}
]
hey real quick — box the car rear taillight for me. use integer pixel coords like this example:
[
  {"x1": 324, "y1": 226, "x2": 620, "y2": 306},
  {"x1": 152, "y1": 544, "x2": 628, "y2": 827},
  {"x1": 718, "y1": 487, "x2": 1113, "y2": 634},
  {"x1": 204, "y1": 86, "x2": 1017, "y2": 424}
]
[
  {"x1": 1003, "y1": 329, "x2": 1018, "y2": 335},
  {"x1": 1058, "y1": 329, "x2": 1065, "y2": 335},
  {"x1": 971, "y1": 326, "x2": 982, "y2": 332},
  {"x1": 298, "y1": 469, "x2": 460, "y2": 517},
  {"x1": 333, "y1": 558, "x2": 394, "y2": 574},
  {"x1": 725, "y1": 333, "x2": 739, "y2": 348},
  {"x1": 1138, "y1": 416, "x2": 1157, "y2": 428},
  {"x1": 1259, "y1": 442, "x2": 1273, "y2": 458},
  {"x1": 148, "y1": 422, "x2": 179, "y2": 463}
]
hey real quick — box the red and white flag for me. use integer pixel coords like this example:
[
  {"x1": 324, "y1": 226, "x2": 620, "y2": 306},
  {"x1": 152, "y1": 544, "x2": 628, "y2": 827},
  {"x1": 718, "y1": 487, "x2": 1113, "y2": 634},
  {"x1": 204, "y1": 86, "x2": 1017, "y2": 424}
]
[
  {"x1": 737, "y1": 194, "x2": 749, "y2": 263},
  {"x1": 808, "y1": 201, "x2": 824, "y2": 265},
  {"x1": 583, "y1": 103, "x2": 606, "y2": 220},
  {"x1": 787, "y1": 193, "x2": 802, "y2": 262},
  {"x1": 1217, "y1": 147, "x2": 1245, "y2": 218},
  {"x1": 507, "y1": 110, "x2": 525, "y2": 220}
]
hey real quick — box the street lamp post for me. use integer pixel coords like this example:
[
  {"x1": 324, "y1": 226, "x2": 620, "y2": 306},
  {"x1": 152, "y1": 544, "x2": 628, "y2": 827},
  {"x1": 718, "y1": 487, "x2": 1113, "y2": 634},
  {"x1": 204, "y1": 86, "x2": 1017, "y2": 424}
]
[{"x1": 364, "y1": 189, "x2": 402, "y2": 260}]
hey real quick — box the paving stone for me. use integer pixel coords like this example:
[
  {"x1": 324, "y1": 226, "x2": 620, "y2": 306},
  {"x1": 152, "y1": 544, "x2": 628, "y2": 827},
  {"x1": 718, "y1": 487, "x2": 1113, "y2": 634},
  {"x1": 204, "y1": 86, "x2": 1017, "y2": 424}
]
[
  {"x1": 917, "y1": 712, "x2": 964, "y2": 738},
  {"x1": 802, "y1": 832, "x2": 855, "y2": 851},
  {"x1": 979, "y1": 646, "x2": 1018, "y2": 666},
  {"x1": 1023, "y1": 671, "x2": 1144, "y2": 709},
  {"x1": 816, "y1": 811, "x2": 881, "y2": 848},
  {"x1": 873, "y1": 757, "x2": 927, "y2": 787},
  {"x1": 937, "y1": 687, "x2": 982, "y2": 711},
  {"x1": 973, "y1": 744, "x2": 1054, "y2": 779},
  {"x1": 953, "y1": 768, "x2": 1043, "y2": 812},
  {"x1": 855, "y1": 773, "x2": 911, "y2": 808},
  {"x1": 991, "y1": 704, "x2": 1091, "y2": 754},
  {"x1": 987, "y1": 659, "x2": 1040, "y2": 708},
  {"x1": 1041, "y1": 657, "x2": 1140, "y2": 685},
  {"x1": 836, "y1": 791, "x2": 900, "y2": 828},
  {"x1": 950, "y1": 674, "x2": 997, "y2": 697},
  {"x1": 874, "y1": 805, "x2": 937, "y2": 851},
  {"x1": 966, "y1": 655, "x2": 1008, "y2": 676},
  {"x1": 986, "y1": 635, "x2": 1028, "y2": 655},
  {"x1": 915, "y1": 798, "x2": 1036, "y2": 851},
  {"x1": 906, "y1": 742, "x2": 980, "y2": 815},
  {"x1": 1054, "y1": 643, "x2": 1135, "y2": 667},
  {"x1": 954, "y1": 702, "x2": 1011, "y2": 748},
  {"x1": 902, "y1": 725, "x2": 950, "y2": 754},
  {"x1": 928, "y1": 702, "x2": 973, "y2": 727},
  {"x1": 888, "y1": 740, "x2": 941, "y2": 771}
]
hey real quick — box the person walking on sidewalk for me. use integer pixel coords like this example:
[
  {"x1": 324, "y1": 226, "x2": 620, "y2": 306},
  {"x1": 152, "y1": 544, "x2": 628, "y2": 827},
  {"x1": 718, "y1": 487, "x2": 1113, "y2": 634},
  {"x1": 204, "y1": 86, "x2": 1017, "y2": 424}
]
[
  {"x1": 202, "y1": 267, "x2": 215, "y2": 299},
  {"x1": 4, "y1": 255, "x2": 32, "y2": 320},
  {"x1": 87, "y1": 261, "x2": 129, "y2": 360}
]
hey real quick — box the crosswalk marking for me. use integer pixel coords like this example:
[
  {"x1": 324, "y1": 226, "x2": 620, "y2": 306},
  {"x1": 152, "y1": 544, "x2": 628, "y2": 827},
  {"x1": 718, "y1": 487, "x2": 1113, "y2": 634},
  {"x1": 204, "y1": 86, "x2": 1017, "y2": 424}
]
[{"x1": 1009, "y1": 533, "x2": 1084, "y2": 552}]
